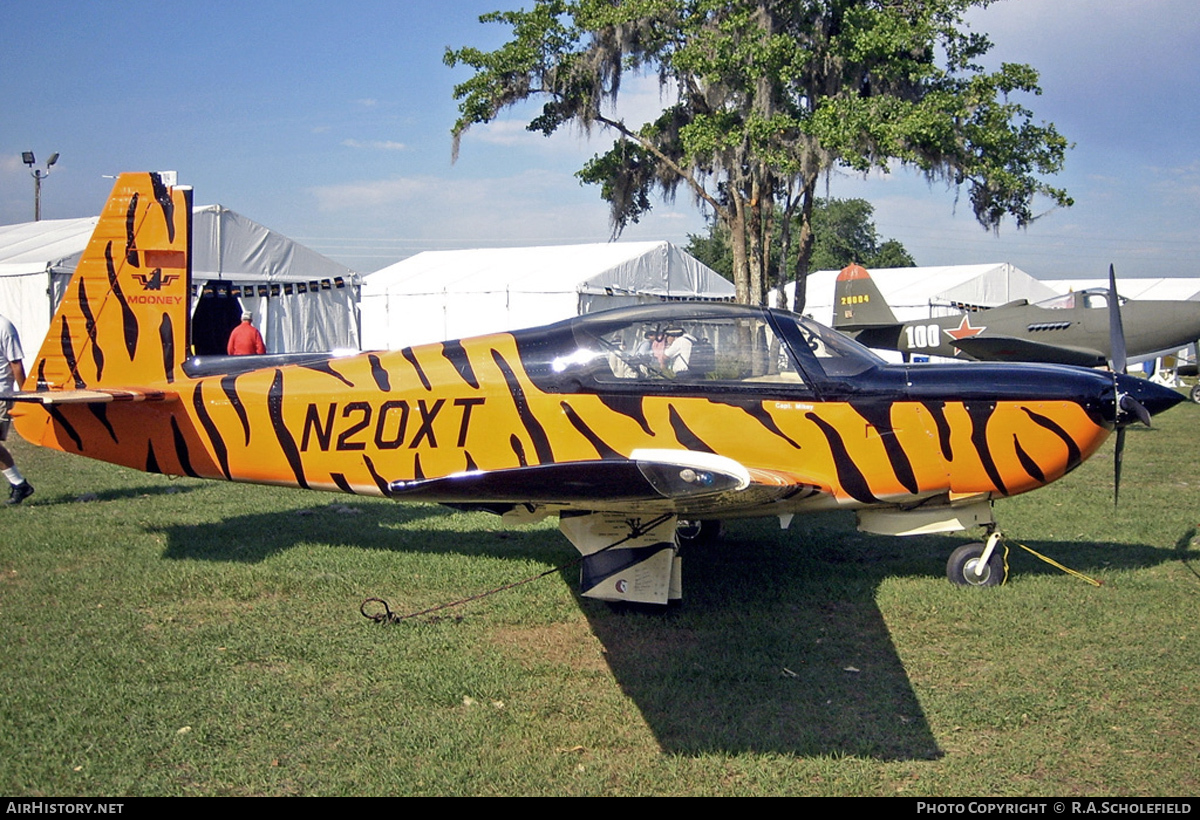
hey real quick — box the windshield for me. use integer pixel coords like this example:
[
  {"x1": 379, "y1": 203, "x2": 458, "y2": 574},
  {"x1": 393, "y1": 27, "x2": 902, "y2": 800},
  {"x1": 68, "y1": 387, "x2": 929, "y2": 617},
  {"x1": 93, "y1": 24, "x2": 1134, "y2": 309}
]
[{"x1": 777, "y1": 314, "x2": 885, "y2": 378}]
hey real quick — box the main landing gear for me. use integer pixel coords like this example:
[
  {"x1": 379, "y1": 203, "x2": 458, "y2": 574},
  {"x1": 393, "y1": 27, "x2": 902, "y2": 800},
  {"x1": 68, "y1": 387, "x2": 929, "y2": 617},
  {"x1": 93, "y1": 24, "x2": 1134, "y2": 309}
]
[
  {"x1": 946, "y1": 530, "x2": 1007, "y2": 587},
  {"x1": 558, "y1": 515, "x2": 726, "y2": 607}
]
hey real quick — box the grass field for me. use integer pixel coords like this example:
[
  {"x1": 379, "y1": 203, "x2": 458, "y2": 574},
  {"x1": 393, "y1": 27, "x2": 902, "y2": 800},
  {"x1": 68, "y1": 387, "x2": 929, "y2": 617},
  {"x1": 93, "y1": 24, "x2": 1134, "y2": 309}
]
[{"x1": 1, "y1": 396, "x2": 1197, "y2": 796}]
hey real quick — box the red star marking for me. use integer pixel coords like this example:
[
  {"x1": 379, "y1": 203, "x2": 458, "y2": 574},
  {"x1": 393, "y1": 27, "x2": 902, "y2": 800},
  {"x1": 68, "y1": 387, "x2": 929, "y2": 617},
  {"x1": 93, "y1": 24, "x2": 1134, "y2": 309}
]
[{"x1": 946, "y1": 316, "x2": 986, "y2": 340}]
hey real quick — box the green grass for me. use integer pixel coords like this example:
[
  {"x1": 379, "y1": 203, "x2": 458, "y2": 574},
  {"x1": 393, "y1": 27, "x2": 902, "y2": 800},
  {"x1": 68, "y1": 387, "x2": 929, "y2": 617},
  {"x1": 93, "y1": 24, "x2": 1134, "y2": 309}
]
[{"x1": 1, "y1": 397, "x2": 1197, "y2": 796}]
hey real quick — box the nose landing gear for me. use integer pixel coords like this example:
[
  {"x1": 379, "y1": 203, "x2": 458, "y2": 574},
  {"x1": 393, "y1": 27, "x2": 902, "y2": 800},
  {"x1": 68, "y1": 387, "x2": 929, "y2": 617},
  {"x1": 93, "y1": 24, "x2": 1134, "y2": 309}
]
[{"x1": 946, "y1": 531, "x2": 1008, "y2": 587}]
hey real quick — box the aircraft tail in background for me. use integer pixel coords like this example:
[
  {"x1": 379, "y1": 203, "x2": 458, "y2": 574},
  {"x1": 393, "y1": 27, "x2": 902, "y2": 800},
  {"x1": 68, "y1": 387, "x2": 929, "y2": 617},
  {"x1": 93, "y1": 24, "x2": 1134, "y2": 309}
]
[{"x1": 831, "y1": 264, "x2": 899, "y2": 331}]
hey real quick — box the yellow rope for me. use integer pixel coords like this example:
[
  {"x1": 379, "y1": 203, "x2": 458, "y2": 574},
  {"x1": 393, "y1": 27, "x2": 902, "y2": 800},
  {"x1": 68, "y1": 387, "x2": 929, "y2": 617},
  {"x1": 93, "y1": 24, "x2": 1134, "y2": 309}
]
[{"x1": 1004, "y1": 536, "x2": 1104, "y2": 587}]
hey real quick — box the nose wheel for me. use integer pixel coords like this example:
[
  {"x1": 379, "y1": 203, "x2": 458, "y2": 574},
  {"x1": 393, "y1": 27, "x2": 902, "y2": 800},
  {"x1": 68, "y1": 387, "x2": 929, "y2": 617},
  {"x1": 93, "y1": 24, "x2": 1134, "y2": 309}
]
[
  {"x1": 946, "y1": 532, "x2": 1007, "y2": 587},
  {"x1": 675, "y1": 519, "x2": 723, "y2": 548}
]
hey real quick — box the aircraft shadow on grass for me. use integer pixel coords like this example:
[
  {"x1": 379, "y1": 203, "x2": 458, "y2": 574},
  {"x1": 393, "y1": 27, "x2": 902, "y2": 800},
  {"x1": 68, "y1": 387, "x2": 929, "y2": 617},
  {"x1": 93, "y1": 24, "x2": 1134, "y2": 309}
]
[
  {"x1": 32, "y1": 483, "x2": 203, "y2": 506},
  {"x1": 147, "y1": 505, "x2": 1194, "y2": 760}
]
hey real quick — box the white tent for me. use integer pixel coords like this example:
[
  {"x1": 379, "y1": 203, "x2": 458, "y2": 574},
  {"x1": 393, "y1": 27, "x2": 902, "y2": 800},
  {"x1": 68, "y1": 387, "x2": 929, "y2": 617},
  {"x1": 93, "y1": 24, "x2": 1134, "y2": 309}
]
[
  {"x1": 0, "y1": 206, "x2": 360, "y2": 357},
  {"x1": 188, "y1": 205, "x2": 360, "y2": 355},
  {"x1": 788, "y1": 262, "x2": 1059, "y2": 326},
  {"x1": 1037, "y1": 276, "x2": 1200, "y2": 302},
  {"x1": 0, "y1": 216, "x2": 99, "y2": 354},
  {"x1": 361, "y1": 241, "x2": 735, "y2": 350}
]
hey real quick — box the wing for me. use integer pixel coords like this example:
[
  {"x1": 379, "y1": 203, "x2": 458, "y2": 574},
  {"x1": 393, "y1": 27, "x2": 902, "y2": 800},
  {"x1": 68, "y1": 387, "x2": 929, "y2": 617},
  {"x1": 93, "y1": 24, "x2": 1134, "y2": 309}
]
[
  {"x1": 1, "y1": 387, "x2": 177, "y2": 405},
  {"x1": 951, "y1": 336, "x2": 1105, "y2": 368},
  {"x1": 388, "y1": 449, "x2": 828, "y2": 515}
]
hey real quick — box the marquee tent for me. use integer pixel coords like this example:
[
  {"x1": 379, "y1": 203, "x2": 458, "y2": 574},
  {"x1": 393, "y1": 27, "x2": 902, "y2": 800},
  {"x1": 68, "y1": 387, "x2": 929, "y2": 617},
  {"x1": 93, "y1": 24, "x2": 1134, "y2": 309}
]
[
  {"x1": 0, "y1": 205, "x2": 360, "y2": 357},
  {"x1": 0, "y1": 216, "x2": 98, "y2": 355},
  {"x1": 360, "y1": 241, "x2": 735, "y2": 350},
  {"x1": 1037, "y1": 276, "x2": 1200, "y2": 302},
  {"x1": 788, "y1": 262, "x2": 1060, "y2": 326}
]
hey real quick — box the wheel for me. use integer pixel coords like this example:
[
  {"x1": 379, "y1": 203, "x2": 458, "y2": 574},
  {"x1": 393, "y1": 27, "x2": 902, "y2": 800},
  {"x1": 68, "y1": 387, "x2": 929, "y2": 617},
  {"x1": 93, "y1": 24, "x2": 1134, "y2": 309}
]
[
  {"x1": 675, "y1": 519, "x2": 723, "y2": 548},
  {"x1": 1190, "y1": 383, "x2": 1200, "y2": 404},
  {"x1": 946, "y1": 542, "x2": 1006, "y2": 587}
]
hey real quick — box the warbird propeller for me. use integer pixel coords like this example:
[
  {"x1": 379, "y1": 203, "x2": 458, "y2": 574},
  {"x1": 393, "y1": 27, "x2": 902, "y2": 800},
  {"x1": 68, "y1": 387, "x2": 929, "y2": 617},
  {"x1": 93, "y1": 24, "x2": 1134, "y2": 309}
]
[
  {"x1": 834, "y1": 264, "x2": 1200, "y2": 369},
  {"x1": 3, "y1": 174, "x2": 1186, "y2": 602}
]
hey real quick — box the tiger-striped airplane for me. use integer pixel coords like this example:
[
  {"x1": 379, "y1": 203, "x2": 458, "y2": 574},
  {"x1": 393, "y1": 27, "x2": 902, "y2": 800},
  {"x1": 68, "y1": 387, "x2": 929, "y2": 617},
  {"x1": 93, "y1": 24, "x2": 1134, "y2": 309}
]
[{"x1": 3, "y1": 173, "x2": 1186, "y2": 604}]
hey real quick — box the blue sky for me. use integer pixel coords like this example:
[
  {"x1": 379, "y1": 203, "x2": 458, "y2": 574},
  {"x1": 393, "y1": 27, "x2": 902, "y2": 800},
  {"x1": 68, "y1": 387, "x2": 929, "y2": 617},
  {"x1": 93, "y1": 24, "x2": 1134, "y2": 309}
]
[{"x1": 3, "y1": 0, "x2": 1198, "y2": 278}]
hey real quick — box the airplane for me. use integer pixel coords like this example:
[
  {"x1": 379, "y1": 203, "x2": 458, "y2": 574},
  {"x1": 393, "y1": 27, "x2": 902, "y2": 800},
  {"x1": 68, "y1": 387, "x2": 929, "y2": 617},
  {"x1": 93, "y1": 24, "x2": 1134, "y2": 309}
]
[
  {"x1": 2, "y1": 173, "x2": 1186, "y2": 606},
  {"x1": 833, "y1": 264, "x2": 1200, "y2": 368}
]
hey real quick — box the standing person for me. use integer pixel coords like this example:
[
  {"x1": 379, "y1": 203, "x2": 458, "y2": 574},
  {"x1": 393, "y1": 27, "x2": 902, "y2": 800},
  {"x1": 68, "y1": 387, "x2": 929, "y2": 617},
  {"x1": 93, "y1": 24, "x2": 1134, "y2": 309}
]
[
  {"x1": 662, "y1": 327, "x2": 694, "y2": 375},
  {"x1": 0, "y1": 313, "x2": 33, "y2": 505},
  {"x1": 227, "y1": 310, "x2": 266, "y2": 356}
]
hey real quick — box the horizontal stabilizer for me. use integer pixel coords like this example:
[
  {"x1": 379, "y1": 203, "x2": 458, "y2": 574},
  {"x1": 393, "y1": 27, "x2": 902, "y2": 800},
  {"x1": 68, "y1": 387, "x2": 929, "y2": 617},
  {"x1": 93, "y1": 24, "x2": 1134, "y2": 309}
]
[
  {"x1": 951, "y1": 336, "x2": 1104, "y2": 368},
  {"x1": 2, "y1": 388, "x2": 177, "y2": 405}
]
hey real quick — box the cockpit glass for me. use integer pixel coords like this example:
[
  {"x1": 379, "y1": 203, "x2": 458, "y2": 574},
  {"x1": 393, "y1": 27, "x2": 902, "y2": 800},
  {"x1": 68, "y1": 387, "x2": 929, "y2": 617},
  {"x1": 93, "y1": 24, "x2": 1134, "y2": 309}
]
[
  {"x1": 1034, "y1": 289, "x2": 1126, "y2": 311},
  {"x1": 565, "y1": 309, "x2": 810, "y2": 387},
  {"x1": 1036, "y1": 292, "x2": 1077, "y2": 310}
]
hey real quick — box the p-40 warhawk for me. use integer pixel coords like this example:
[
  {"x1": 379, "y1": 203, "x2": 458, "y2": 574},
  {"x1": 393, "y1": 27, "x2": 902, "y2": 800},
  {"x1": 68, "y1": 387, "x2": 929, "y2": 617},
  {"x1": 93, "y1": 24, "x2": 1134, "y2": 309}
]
[
  {"x1": 4, "y1": 175, "x2": 1186, "y2": 605},
  {"x1": 834, "y1": 264, "x2": 1200, "y2": 368}
]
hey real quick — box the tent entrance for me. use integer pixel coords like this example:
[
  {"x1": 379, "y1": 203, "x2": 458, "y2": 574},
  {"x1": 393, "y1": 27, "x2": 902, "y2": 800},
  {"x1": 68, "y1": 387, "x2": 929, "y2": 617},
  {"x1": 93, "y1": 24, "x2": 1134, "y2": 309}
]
[{"x1": 191, "y1": 280, "x2": 243, "y2": 356}]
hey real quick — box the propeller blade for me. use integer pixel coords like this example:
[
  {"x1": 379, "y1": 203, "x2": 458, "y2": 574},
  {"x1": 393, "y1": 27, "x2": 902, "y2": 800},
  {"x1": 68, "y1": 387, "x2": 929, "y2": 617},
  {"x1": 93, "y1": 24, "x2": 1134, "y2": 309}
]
[
  {"x1": 1108, "y1": 263, "x2": 1127, "y2": 374},
  {"x1": 1113, "y1": 427, "x2": 1125, "y2": 506},
  {"x1": 1109, "y1": 262, "x2": 1128, "y2": 507}
]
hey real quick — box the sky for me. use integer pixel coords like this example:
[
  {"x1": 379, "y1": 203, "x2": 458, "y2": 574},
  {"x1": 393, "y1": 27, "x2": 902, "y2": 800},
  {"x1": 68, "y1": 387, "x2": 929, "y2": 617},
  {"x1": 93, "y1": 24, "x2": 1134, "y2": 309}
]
[{"x1": 3, "y1": 0, "x2": 1199, "y2": 279}]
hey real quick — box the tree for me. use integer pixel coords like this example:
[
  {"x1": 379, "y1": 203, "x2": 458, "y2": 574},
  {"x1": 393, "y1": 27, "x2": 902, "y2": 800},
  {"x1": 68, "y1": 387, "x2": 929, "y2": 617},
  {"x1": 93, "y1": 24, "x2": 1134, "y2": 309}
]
[
  {"x1": 446, "y1": 0, "x2": 1071, "y2": 310},
  {"x1": 807, "y1": 197, "x2": 915, "y2": 272},
  {"x1": 687, "y1": 196, "x2": 915, "y2": 281}
]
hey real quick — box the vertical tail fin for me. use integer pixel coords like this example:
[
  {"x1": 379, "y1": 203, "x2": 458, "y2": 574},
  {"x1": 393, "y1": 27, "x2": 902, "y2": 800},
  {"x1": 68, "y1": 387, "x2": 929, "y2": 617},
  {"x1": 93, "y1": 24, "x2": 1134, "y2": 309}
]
[
  {"x1": 832, "y1": 263, "x2": 899, "y2": 330},
  {"x1": 28, "y1": 172, "x2": 192, "y2": 392}
]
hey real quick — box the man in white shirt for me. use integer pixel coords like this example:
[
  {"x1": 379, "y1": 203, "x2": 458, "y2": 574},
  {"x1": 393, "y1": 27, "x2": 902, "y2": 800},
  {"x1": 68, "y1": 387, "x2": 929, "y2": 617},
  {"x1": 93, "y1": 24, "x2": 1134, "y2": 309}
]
[
  {"x1": 662, "y1": 328, "x2": 694, "y2": 375},
  {"x1": 0, "y1": 314, "x2": 33, "y2": 505}
]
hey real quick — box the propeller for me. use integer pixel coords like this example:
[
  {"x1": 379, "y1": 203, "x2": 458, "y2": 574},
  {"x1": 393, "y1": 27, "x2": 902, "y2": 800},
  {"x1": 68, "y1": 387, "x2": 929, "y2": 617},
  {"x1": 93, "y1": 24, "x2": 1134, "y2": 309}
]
[{"x1": 1107, "y1": 264, "x2": 1152, "y2": 504}]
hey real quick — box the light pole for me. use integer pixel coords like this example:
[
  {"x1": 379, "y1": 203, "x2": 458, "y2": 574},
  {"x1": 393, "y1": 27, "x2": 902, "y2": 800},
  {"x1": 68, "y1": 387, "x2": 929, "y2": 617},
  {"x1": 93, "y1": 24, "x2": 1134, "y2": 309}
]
[{"x1": 22, "y1": 151, "x2": 59, "y2": 221}]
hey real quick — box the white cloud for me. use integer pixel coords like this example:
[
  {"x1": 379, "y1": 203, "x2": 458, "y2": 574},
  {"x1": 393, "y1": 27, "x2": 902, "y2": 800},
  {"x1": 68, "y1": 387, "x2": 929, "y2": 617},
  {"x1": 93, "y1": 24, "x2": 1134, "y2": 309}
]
[
  {"x1": 310, "y1": 176, "x2": 442, "y2": 211},
  {"x1": 341, "y1": 139, "x2": 408, "y2": 151},
  {"x1": 307, "y1": 168, "x2": 707, "y2": 256},
  {"x1": 1149, "y1": 161, "x2": 1200, "y2": 205},
  {"x1": 457, "y1": 73, "x2": 682, "y2": 157}
]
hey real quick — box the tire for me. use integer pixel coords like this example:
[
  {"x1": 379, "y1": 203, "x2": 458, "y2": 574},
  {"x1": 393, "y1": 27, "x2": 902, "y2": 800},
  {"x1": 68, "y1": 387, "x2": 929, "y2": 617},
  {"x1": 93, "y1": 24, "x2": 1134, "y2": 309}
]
[
  {"x1": 675, "y1": 519, "x2": 723, "y2": 548},
  {"x1": 946, "y1": 542, "x2": 1006, "y2": 587},
  {"x1": 1190, "y1": 383, "x2": 1200, "y2": 405}
]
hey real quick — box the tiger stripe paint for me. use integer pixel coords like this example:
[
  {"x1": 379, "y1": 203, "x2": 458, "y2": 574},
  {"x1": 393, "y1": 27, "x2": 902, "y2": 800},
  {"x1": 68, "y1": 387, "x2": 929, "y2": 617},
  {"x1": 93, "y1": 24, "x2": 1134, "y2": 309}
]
[{"x1": 6, "y1": 174, "x2": 1185, "y2": 601}]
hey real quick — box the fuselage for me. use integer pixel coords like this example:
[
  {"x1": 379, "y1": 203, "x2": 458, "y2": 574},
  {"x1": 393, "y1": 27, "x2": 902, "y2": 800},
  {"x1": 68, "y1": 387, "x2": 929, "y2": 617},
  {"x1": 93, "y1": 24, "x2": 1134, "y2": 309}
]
[{"x1": 16, "y1": 303, "x2": 1168, "y2": 521}]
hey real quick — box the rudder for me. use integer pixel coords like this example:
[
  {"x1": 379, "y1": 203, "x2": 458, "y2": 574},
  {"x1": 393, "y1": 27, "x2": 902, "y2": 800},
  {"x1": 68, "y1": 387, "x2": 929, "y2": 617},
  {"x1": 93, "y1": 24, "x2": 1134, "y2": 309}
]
[
  {"x1": 27, "y1": 172, "x2": 192, "y2": 392},
  {"x1": 832, "y1": 263, "x2": 898, "y2": 330}
]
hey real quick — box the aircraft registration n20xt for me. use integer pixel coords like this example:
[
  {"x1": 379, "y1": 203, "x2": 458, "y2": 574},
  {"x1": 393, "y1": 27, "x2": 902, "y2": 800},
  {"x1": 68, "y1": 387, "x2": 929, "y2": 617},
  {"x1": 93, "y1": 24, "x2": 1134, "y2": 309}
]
[{"x1": 5, "y1": 174, "x2": 1186, "y2": 604}]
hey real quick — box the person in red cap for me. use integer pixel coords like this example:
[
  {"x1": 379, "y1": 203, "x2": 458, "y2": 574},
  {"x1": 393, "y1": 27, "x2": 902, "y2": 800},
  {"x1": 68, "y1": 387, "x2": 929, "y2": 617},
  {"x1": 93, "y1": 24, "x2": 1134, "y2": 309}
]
[{"x1": 227, "y1": 310, "x2": 266, "y2": 356}]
